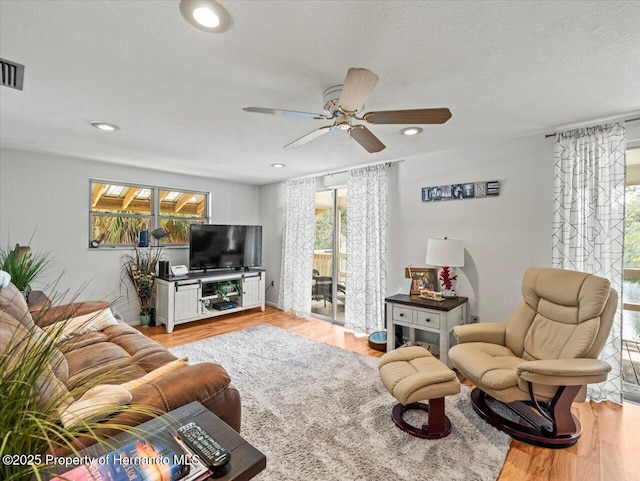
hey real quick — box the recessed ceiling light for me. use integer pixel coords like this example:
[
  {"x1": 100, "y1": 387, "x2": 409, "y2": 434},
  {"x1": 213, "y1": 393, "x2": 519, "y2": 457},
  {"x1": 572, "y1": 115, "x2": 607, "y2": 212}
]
[
  {"x1": 400, "y1": 127, "x2": 423, "y2": 136},
  {"x1": 193, "y1": 7, "x2": 220, "y2": 28},
  {"x1": 90, "y1": 121, "x2": 120, "y2": 131},
  {"x1": 180, "y1": 0, "x2": 232, "y2": 33},
  {"x1": 271, "y1": 163, "x2": 286, "y2": 168}
]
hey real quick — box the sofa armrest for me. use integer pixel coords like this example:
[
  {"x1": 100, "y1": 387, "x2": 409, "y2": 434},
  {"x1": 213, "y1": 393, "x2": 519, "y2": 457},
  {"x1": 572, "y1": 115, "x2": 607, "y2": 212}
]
[
  {"x1": 33, "y1": 301, "x2": 111, "y2": 328},
  {"x1": 126, "y1": 361, "x2": 241, "y2": 431},
  {"x1": 55, "y1": 361, "x2": 242, "y2": 455},
  {"x1": 453, "y1": 322, "x2": 506, "y2": 345},
  {"x1": 135, "y1": 361, "x2": 233, "y2": 410},
  {"x1": 517, "y1": 358, "x2": 611, "y2": 386}
]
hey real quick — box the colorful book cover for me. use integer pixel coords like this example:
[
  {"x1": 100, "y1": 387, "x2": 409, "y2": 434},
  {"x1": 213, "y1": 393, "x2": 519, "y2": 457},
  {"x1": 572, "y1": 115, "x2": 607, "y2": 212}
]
[{"x1": 50, "y1": 438, "x2": 190, "y2": 481}]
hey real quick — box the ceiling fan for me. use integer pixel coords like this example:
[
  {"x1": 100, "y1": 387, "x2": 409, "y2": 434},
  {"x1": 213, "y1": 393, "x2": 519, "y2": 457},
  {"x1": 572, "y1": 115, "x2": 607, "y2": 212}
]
[{"x1": 243, "y1": 68, "x2": 452, "y2": 153}]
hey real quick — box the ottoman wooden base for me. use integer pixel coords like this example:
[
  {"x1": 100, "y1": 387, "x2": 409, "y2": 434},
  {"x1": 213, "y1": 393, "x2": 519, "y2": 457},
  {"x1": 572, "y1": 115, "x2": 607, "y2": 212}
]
[
  {"x1": 391, "y1": 399, "x2": 452, "y2": 439},
  {"x1": 379, "y1": 346, "x2": 460, "y2": 440}
]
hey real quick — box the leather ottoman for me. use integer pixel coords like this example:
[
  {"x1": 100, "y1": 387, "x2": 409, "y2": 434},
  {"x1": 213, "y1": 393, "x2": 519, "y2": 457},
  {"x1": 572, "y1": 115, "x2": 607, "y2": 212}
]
[{"x1": 379, "y1": 346, "x2": 460, "y2": 438}]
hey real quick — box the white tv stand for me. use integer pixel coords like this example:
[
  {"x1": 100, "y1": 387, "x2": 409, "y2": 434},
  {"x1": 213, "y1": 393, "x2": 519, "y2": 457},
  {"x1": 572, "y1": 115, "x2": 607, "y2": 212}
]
[{"x1": 155, "y1": 268, "x2": 265, "y2": 333}]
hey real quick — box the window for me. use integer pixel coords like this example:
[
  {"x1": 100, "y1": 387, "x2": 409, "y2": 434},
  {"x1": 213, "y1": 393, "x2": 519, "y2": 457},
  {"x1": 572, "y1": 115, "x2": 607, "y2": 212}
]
[
  {"x1": 159, "y1": 189, "x2": 208, "y2": 244},
  {"x1": 623, "y1": 146, "x2": 640, "y2": 400},
  {"x1": 89, "y1": 181, "x2": 209, "y2": 247}
]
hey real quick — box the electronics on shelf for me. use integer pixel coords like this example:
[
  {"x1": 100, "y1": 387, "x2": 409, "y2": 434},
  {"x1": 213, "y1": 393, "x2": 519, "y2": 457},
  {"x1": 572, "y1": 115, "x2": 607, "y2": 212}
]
[{"x1": 213, "y1": 301, "x2": 238, "y2": 311}]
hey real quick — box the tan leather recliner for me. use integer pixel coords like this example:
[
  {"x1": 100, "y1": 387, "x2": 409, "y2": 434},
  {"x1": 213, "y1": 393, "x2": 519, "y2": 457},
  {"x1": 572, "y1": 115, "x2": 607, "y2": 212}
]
[{"x1": 449, "y1": 267, "x2": 617, "y2": 448}]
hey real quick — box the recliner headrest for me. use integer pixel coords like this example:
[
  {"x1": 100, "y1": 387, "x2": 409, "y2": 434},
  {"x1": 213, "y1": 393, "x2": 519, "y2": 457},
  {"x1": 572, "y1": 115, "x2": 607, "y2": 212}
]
[{"x1": 522, "y1": 267, "x2": 610, "y2": 323}]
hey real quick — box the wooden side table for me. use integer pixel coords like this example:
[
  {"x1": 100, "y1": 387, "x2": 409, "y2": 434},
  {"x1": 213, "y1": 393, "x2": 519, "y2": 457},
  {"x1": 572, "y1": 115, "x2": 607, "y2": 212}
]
[
  {"x1": 385, "y1": 294, "x2": 468, "y2": 367},
  {"x1": 50, "y1": 402, "x2": 266, "y2": 481}
]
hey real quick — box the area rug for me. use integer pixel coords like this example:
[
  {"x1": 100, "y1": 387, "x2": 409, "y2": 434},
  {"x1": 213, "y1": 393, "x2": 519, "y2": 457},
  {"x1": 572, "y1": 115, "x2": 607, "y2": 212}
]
[{"x1": 169, "y1": 324, "x2": 511, "y2": 481}]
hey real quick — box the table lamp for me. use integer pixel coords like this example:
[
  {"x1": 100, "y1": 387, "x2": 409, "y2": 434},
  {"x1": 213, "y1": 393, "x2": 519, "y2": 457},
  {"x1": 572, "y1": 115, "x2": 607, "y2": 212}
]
[{"x1": 425, "y1": 237, "x2": 464, "y2": 298}]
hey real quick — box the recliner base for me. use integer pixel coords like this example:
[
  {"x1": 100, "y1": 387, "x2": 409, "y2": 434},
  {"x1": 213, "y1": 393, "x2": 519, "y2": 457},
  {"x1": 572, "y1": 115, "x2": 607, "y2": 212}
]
[{"x1": 470, "y1": 388, "x2": 582, "y2": 449}]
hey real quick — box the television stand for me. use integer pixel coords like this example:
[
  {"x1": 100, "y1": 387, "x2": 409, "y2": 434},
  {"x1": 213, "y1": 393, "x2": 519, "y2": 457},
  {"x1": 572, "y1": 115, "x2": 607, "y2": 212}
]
[{"x1": 155, "y1": 269, "x2": 266, "y2": 333}]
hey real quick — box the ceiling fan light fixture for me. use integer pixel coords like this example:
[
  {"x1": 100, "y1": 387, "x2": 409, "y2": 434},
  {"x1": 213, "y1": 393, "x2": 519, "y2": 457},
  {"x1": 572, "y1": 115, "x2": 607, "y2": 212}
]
[
  {"x1": 271, "y1": 163, "x2": 286, "y2": 168},
  {"x1": 401, "y1": 127, "x2": 423, "y2": 136},
  {"x1": 180, "y1": 0, "x2": 232, "y2": 33},
  {"x1": 90, "y1": 121, "x2": 120, "y2": 131},
  {"x1": 243, "y1": 67, "x2": 451, "y2": 154}
]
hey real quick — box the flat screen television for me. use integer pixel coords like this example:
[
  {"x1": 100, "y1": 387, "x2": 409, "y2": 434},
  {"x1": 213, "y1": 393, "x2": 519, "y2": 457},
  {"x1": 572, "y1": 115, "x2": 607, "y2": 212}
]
[{"x1": 189, "y1": 224, "x2": 262, "y2": 271}]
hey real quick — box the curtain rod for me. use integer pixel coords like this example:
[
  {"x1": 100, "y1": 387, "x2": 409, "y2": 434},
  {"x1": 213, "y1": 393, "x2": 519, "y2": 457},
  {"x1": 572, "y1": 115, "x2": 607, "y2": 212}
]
[
  {"x1": 289, "y1": 158, "x2": 404, "y2": 181},
  {"x1": 544, "y1": 115, "x2": 640, "y2": 138}
]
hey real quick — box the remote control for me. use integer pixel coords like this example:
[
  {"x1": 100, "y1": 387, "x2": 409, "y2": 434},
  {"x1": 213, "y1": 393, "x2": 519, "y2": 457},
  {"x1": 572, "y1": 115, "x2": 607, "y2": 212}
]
[{"x1": 177, "y1": 422, "x2": 231, "y2": 469}]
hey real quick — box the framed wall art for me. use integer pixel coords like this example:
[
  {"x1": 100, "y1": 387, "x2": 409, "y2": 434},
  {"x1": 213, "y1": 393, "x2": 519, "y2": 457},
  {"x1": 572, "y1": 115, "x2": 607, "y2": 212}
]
[{"x1": 422, "y1": 180, "x2": 500, "y2": 202}]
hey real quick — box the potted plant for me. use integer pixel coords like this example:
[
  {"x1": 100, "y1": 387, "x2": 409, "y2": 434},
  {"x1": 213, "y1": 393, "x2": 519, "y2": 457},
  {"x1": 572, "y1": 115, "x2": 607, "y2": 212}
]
[
  {"x1": 122, "y1": 247, "x2": 162, "y2": 326},
  {"x1": 214, "y1": 280, "x2": 239, "y2": 302},
  {"x1": 0, "y1": 244, "x2": 50, "y2": 300}
]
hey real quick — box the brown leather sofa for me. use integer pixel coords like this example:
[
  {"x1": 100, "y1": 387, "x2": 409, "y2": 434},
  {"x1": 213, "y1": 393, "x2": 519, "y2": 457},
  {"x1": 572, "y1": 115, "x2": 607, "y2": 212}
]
[{"x1": 0, "y1": 282, "x2": 241, "y2": 450}]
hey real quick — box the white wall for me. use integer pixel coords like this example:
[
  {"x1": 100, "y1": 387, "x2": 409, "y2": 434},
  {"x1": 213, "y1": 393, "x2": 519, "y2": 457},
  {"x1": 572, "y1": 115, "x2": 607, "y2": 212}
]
[
  {"x1": 0, "y1": 148, "x2": 260, "y2": 323},
  {"x1": 258, "y1": 182, "x2": 284, "y2": 306},
  {"x1": 259, "y1": 133, "x2": 555, "y2": 323},
  {"x1": 389, "y1": 134, "x2": 555, "y2": 322}
]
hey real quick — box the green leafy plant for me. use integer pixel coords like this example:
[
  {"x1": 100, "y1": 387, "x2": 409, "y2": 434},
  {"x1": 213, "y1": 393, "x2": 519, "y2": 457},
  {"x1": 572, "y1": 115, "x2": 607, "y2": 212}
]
[
  {"x1": 122, "y1": 247, "x2": 162, "y2": 313},
  {"x1": 214, "y1": 280, "x2": 239, "y2": 302},
  {"x1": 0, "y1": 244, "x2": 51, "y2": 292}
]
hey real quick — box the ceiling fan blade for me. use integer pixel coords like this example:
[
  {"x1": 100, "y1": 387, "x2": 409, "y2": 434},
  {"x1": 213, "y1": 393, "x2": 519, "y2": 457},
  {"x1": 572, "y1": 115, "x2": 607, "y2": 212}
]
[
  {"x1": 349, "y1": 125, "x2": 386, "y2": 153},
  {"x1": 284, "y1": 125, "x2": 334, "y2": 149},
  {"x1": 338, "y1": 68, "x2": 379, "y2": 112},
  {"x1": 243, "y1": 107, "x2": 324, "y2": 119},
  {"x1": 364, "y1": 108, "x2": 452, "y2": 124}
]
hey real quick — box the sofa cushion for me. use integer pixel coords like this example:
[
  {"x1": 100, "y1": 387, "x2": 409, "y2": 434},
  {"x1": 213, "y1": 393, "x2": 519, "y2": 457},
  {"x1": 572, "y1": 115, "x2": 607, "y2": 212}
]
[
  {"x1": 0, "y1": 301, "x2": 69, "y2": 383},
  {"x1": 0, "y1": 313, "x2": 73, "y2": 413},
  {"x1": 44, "y1": 307, "x2": 119, "y2": 344},
  {"x1": 121, "y1": 358, "x2": 188, "y2": 391},
  {"x1": 34, "y1": 300, "x2": 112, "y2": 328},
  {"x1": 60, "y1": 384, "x2": 132, "y2": 429},
  {"x1": 0, "y1": 283, "x2": 34, "y2": 330},
  {"x1": 63, "y1": 323, "x2": 179, "y2": 388}
]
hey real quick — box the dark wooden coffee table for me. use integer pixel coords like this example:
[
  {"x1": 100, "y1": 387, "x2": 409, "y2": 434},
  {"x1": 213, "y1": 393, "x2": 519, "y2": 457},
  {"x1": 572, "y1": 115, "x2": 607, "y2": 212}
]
[{"x1": 61, "y1": 402, "x2": 266, "y2": 481}]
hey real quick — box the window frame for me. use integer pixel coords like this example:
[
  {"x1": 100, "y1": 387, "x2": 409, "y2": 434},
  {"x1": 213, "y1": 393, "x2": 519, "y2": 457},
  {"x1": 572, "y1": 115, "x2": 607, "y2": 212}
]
[{"x1": 89, "y1": 179, "x2": 210, "y2": 248}]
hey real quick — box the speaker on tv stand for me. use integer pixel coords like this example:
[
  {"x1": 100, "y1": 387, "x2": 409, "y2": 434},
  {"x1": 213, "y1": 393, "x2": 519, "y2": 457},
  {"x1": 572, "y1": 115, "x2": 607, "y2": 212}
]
[{"x1": 158, "y1": 261, "x2": 170, "y2": 279}]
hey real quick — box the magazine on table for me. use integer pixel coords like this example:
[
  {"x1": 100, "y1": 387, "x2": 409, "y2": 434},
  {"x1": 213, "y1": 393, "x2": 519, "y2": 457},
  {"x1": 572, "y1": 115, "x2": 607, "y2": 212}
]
[{"x1": 49, "y1": 432, "x2": 210, "y2": 481}]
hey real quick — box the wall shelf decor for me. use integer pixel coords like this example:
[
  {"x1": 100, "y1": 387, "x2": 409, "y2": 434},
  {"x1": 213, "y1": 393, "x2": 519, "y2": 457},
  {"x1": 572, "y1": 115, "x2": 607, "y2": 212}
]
[{"x1": 422, "y1": 180, "x2": 500, "y2": 202}]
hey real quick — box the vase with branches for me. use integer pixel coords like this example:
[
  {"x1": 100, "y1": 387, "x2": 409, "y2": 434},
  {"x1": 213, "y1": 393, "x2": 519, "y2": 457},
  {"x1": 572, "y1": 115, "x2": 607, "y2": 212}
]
[{"x1": 122, "y1": 247, "x2": 162, "y2": 326}]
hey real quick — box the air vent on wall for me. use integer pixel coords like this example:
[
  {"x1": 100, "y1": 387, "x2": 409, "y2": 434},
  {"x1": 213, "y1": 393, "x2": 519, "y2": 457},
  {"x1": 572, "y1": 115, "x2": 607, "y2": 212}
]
[{"x1": 1, "y1": 58, "x2": 25, "y2": 90}]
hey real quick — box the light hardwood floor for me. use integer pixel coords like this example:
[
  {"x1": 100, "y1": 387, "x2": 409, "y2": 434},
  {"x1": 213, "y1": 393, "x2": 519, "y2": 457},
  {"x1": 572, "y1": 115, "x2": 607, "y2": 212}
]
[{"x1": 142, "y1": 307, "x2": 640, "y2": 481}]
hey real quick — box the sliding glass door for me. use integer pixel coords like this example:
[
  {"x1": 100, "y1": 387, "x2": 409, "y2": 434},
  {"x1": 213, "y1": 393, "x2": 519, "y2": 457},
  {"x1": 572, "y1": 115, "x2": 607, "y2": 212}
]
[
  {"x1": 311, "y1": 188, "x2": 347, "y2": 323},
  {"x1": 623, "y1": 146, "x2": 640, "y2": 401}
]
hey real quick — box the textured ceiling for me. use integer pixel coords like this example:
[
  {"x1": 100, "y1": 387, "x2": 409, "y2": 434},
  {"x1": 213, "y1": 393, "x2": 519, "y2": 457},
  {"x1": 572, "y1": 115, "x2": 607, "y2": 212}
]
[{"x1": 1, "y1": 0, "x2": 639, "y2": 185}]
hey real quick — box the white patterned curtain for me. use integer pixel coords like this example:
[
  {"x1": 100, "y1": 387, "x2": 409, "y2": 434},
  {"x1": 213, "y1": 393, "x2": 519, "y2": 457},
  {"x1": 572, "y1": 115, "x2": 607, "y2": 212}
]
[
  {"x1": 278, "y1": 178, "x2": 316, "y2": 318},
  {"x1": 552, "y1": 122, "x2": 626, "y2": 403},
  {"x1": 345, "y1": 164, "x2": 388, "y2": 334}
]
